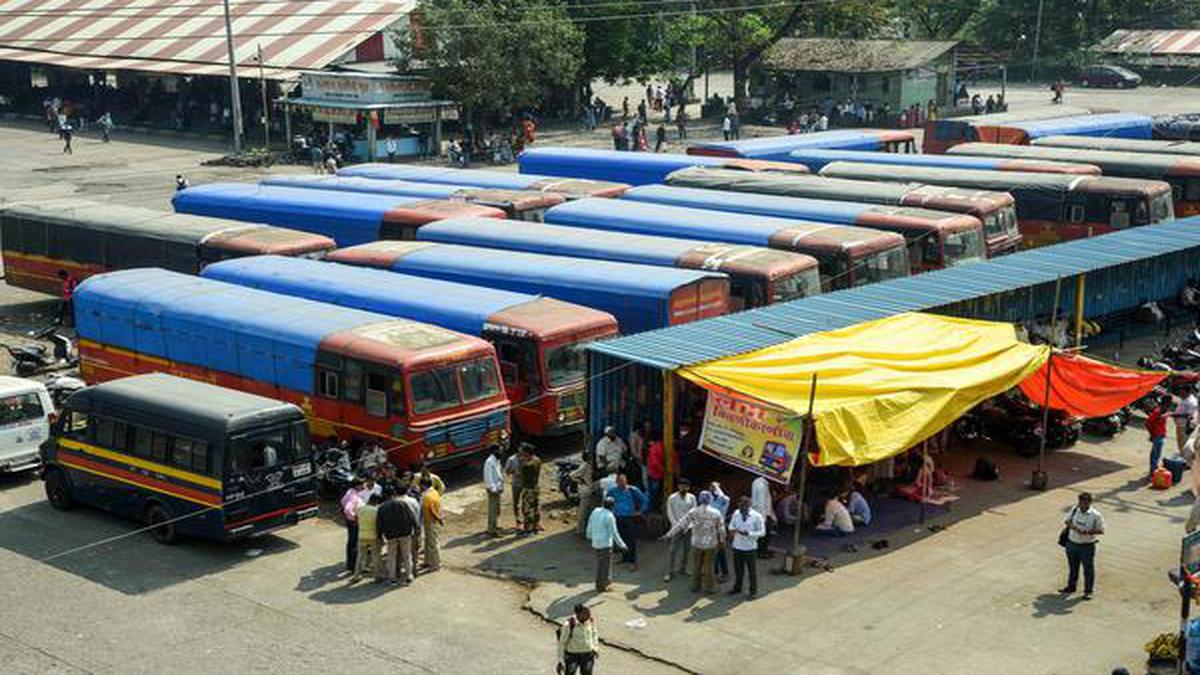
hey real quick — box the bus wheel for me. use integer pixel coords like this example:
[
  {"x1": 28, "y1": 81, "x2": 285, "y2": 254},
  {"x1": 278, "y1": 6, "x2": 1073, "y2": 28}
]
[
  {"x1": 145, "y1": 503, "x2": 179, "y2": 545},
  {"x1": 44, "y1": 469, "x2": 74, "y2": 510}
]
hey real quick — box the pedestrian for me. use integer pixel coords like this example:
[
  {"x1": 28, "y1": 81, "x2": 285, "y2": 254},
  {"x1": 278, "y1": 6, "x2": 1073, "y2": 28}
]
[
  {"x1": 311, "y1": 144, "x2": 324, "y2": 174},
  {"x1": 595, "y1": 425, "x2": 626, "y2": 476},
  {"x1": 583, "y1": 103, "x2": 596, "y2": 131},
  {"x1": 414, "y1": 460, "x2": 446, "y2": 495},
  {"x1": 97, "y1": 112, "x2": 113, "y2": 143},
  {"x1": 175, "y1": 174, "x2": 190, "y2": 192},
  {"x1": 400, "y1": 479, "x2": 423, "y2": 577},
  {"x1": 1059, "y1": 492, "x2": 1104, "y2": 599},
  {"x1": 1148, "y1": 396, "x2": 1170, "y2": 479},
  {"x1": 621, "y1": 96, "x2": 630, "y2": 120},
  {"x1": 628, "y1": 421, "x2": 651, "y2": 468},
  {"x1": 385, "y1": 136, "x2": 398, "y2": 163},
  {"x1": 350, "y1": 493, "x2": 384, "y2": 583},
  {"x1": 61, "y1": 124, "x2": 73, "y2": 154},
  {"x1": 728, "y1": 496, "x2": 766, "y2": 599},
  {"x1": 556, "y1": 604, "x2": 600, "y2": 675},
  {"x1": 722, "y1": 115, "x2": 733, "y2": 141},
  {"x1": 654, "y1": 124, "x2": 666, "y2": 153},
  {"x1": 660, "y1": 490, "x2": 725, "y2": 594},
  {"x1": 420, "y1": 476, "x2": 443, "y2": 571},
  {"x1": 518, "y1": 442, "x2": 543, "y2": 534},
  {"x1": 606, "y1": 473, "x2": 647, "y2": 569},
  {"x1": 637, "y1": 100, "x2": 647, "y2": 123},
  {"x1": 377, "y1": 489, "x2": 417, "y2": 584},
  {"x1": 749, "y1": 475, "x2": 776, "y2": 558},
  {"x1": 483, "y1": 444, "x2": 505, "y2": 536},
  {"x1": 645, "y1": 432, "x2": 673, "y2": 509},
  {"x1": 676, "y1": 106, "x2": 687, "y2": 140},
  {"x1": 985, "y1": 94, "x2": 996, "y2": 114},
  {"x1": 340, "y1": 477, "x2": 371, "y2": 572},
  {"x1": 505, "y1": 448, "x2": 523, "y2": 528},
  {"x1": 586, "y1": 496, "x2": 627, "y2": 592},
  {"x1": 1172, "y1": 386, "x2": 1198, "y2": 452},
  {"x1": 1052, "y1": 80, "x2": 1065, "y2": 104},
  {"x1": 56, "y1": 270, "x2": 78, "y2": 327},
  {"x1": 571, "y1": 455, "x2": 597, "y2": 537},
  {"x1": 710, "y1": 481, "x2": 731, "y2": 581},
  {"x1": 663, "y1": 478, "x2": 695, "y2": 581}
]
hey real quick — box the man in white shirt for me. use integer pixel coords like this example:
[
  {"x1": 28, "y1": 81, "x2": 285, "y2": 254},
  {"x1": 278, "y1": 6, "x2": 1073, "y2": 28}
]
[
  {"x1": 663, "y1": 479, "x2": 696, "y2": 581},
  {"x1": 483, "y1": 445, "x2": 505, "y2": 536},
  {"x1": 385, "y1": 136, "x2": 399, "y2": 163},
  {"x1": 815, "y1": 491, "x2": 855, "y2": 536},
  {"x1": 1060, "y1": 492, "x2": 1105, "y2": 599},
  {"x1": 595, "y1": 426, "x2": 626, "y2": 475},
  {"x1": 1173, "y1": 386, "x2": 1199, "y2": 452},
  {"x1": 750, "y1": 476, "x2": 776, "y2": 558},
  {"x1": 728, "y1": 496, "x2": 766, "y2": 599}
]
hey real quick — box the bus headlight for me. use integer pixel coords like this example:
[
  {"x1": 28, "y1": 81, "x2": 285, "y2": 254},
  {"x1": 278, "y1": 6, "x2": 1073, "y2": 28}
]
[{"x1": 557, "y1": 412, "x2": 566, "y2": 422}]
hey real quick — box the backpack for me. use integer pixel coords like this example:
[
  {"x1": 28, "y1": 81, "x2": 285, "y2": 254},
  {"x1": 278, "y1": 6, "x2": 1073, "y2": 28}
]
[{"x1": 555, "y1": 617, "x2": 576, "y2": 642}]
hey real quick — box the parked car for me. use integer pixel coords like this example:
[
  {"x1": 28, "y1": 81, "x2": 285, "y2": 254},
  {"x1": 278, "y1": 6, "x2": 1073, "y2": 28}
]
[
  {"x1": 1079, "y1": 64, "x2": 1142, "y2": 89},
  {"x1": 0, "y1": 376, "x2": 54, "y2": 473}
]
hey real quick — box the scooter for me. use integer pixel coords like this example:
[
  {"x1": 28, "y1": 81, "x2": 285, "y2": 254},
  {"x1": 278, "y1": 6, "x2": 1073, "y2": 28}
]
[
  {"x1": 556, "y1": 458, "x2": 580, "y2": 504},
  {"x1": 1, "y1": 326, "x2": 76, "y2": 377},
  {"x1": 315, "y1": 445, "x2": 356, "y2": 499}
]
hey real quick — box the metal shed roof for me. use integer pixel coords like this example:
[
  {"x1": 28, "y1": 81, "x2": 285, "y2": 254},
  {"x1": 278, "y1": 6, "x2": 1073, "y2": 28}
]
[
  {"x1": 589, "y1": 216, "x2": 1200, "y2": 369},
  {"x1": 762, "y1": 38, "x2": 957, "y2": 73}
]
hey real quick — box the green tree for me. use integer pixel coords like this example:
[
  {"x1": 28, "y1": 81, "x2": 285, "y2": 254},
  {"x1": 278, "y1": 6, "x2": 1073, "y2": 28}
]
[
  {"x1": 395, "y1": 0, "x2": 584, "y2": 123},
  {"x1": 569, "y1": 0, "x2": 671, "y2": 90},
  {"x1": 894, "y1": 0, "x2": 982, "y2": 39}
]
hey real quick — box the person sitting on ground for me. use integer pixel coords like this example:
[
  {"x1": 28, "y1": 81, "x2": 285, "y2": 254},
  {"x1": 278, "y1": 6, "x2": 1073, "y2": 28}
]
[
  {"x1": 775, "y1": 490, "x2": 803, "y2": 527},
  {"x1": 815, "y1": 490, "x2": 855, "y2": 536},
  {"x1": 847, "y1": 489, "x2": 872, "y2": 526}
]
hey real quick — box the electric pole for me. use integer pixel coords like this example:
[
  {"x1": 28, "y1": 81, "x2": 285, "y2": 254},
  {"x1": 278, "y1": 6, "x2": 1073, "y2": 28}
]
[
  {"x1": 1030, "y1": 0, "x2": 1045, "y2": 82},
  {"x1": 222, "y1": 0, "x2": 244, "y2": 153}
]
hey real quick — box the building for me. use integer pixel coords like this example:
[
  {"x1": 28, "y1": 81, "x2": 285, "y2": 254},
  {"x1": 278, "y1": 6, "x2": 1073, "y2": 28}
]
[
  {"x1": 750, "y1": 38, "x2": 959, "y2": 112},
  {"x1": 1094, "y1": 30, "x2": 1200, "y2": 69}
]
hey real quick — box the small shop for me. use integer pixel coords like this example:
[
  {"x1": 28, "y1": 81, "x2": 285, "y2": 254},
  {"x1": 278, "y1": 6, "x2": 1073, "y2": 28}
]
[{"x1": 284, "y1": 72, "x2": 457, "y2": 161}]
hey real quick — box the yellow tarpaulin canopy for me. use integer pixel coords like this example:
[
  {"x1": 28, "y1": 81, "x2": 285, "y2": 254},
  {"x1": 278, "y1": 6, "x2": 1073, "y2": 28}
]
[{"x1": 679, "y1": 313, "x2": 1051, "y2": 467}]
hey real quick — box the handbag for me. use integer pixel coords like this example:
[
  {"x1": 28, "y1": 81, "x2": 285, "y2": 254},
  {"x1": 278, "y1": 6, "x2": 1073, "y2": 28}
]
[{"x1": 1058, "y1": 507, "x2": 1076, "y2": 547}]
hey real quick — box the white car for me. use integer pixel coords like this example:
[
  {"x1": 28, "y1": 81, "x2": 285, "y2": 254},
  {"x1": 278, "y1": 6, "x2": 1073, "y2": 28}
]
[{"x1": 0, "y1": 376, "x2": 54, "y2": 473}]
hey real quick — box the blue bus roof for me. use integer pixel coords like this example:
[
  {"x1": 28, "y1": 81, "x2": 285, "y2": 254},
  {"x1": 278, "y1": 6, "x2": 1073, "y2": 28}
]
[
  {"x1": 621, "y1": 184, "x2": 876, "y2": 225},
  {"x1": 74, "y1": 268, "x2": 407, "y2": 395},
  {"x1": 338, "y1": 164, "x2": 548, "y2": 190},
  {"x1": 260, "y1": 174, "x2": 470, "y2": 200},
  {"x1": 1009, "y1": 112, "x2": 1154, "y2": 140},
  {"x1": 518, "y1": 147, "x2": 781, "y2": 186},
  {"x1": 172, "y1": 182, "x2": 428, "y2": 246},
  {"x1": 687, "y1": 130, "x2": 905, "y2": 160},
  {"x1": 785, "y1": 148, "x2": 1021, "y2": 172},
  {"x1": 201, "y1": 254, "x2": 549, "y2": 337}
]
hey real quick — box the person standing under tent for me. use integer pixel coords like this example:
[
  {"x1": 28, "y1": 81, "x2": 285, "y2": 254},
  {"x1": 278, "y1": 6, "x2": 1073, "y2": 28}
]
[
  {"x1": 750, "y1": 475, "x2": 776, "y2": 558},
  {"x1": 663, "y1": 479, "x2": 695, "y2": 581}
]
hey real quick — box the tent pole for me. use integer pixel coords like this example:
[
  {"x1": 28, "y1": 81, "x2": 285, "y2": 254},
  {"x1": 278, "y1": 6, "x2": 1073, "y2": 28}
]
[
  {"x1": 1074, "y1": 273, "x2": 1086, "y2": 349},
  {"x1": 790, "y1": 373, "x2": 818, "y2": 558},
  {"x1": 662, "y1": 369, "x2": 676, "y2": 499},
  {"x1": 1033, "y1": 277, "x2": 1062, "y2": 491},
  {"x1": 920, "y1": 440, "x2": 928, "y2": 524}
]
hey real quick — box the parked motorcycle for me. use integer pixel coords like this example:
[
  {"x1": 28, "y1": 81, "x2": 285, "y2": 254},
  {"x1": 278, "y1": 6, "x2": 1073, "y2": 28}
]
[
  {"x1": 44, "y1": 375, "x2": 86, "y2": 408},
  {"x1": 556, "y1": 458, "x2": 580, "y2": 505},
  {"x1": 1081, "y1": 407, "x2": 1131, "y2": 438},
  {"x1": 315, "y1": 444, "x2": 356, "y2": 499},
  {"x1": 1, "y1": 326, "x2": 76, "y2": 377},
  {"x1": 958, "y1": 392, "x2": 1081, "y2": 457}
]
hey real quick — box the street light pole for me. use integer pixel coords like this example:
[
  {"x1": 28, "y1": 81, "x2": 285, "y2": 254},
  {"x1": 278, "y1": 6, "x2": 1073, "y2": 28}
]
[
  {"x1": 222, "y1": 0, "x2": 244, "y2": 153},
  {"x1": 1030, "y1": 0, "x2": 1045, "y2": 82},
  {"x1": 258, "y1": 43, "x2": 269, "y2": 151}
]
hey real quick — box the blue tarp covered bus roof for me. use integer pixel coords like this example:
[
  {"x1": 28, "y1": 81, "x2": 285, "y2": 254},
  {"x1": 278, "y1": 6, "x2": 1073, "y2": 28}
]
[
  {"x1": 517, "y1": 147, "x2": 807, "y2": 186},
  {"x1": 201, "y1": 254, "x2": 556, "y2": 338},
  {"x1": 686, "y1": 129, "x2": 915, "y2": 161},
  {"x1": 336, "y1": 163, "x2": 630, "y2": 197},
  {"x1": 784, "y1": 148, "x2": 1085, "y2": 173},
  {"x1": 74, "y1": 268, "x2": 409, "y2": 394},
  {"x1": 261, "y1": 174, "x2": 475, "y2": 200},
  {"x1": 1007, "y1": 112, "x2": 1154, "y2": 140},
  {"x1": 623, "y1": 184, "x2": 886, "y2": 224}
]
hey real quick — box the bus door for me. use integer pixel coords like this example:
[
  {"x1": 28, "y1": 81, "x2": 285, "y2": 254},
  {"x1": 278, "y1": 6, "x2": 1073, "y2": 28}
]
[{"x1": 493, "y1": 336, "x2": 543, "y2": 435}]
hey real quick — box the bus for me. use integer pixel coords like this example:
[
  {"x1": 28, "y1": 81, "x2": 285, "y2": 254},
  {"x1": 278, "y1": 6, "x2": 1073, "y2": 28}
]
[
  {"x1": 41, "y1": 373, "x2": 318, "y2": 543},
  {"x1": 202, "y1": 256, "x2": 618, "y2": 438},
  {"x1": 1033, "y1": 136, "x2": 1200, "y2": 158},
  {"x1": 819, "y1": 162, "x2": 1175, "y2": 247},
  {"x1": 413, "y1": 217, "x2": 822, "y2": 309},
  {"x1": 620, "y1": 184, "x2": 987, "y2": 272},
  {"x1": 259, "y1": 174, "x2": 564, "y2": 221},
  {"x1": 922, "y1": 106, "x2": 1114, "y2": 154},
  {"x1": 74, "y1": 269, "x2": 510, "y2": 467},
  {"x1": 0, "y1": 199, "x2": 335, "y2": 297},
  {"x1": 517, "y1": 147, "x2": 810, "y2": 186},
  {"x1": 172, "y1": 183, "x2": 505, "y2": 246},
  {"x1": 948, "y1": 143, "x2": 1200, "y2": 216},
  {"x1": 982, "y1": 112, "x2": 1154, "y2": 146},
  {"x1": 336, "y1": 163, "x2": 631, "y2": 199},
  {"x1": 325, "y1": 241, "x2": 731, "y2": 335},
  {"x1": 543, "y1": 198, "x2": 910, "y2": 291},
  {"x1": 781, "y1": 148, "x2": 1100, "y2": 175},
  {"x1": 686, "y1": 129, "x2": 917, "y2": 160},
  {"x1": 664, "y1": 166, "x2": 1023, "y2": 255}
]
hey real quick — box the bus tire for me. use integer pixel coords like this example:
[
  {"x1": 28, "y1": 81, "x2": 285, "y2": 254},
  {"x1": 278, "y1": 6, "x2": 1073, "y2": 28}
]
[
  {"x1": 145, "y1": 503, "x2": 179, "y2": 545},
  {"x1": 44, "y1": 468, "x2": 74, "y2": 510}
]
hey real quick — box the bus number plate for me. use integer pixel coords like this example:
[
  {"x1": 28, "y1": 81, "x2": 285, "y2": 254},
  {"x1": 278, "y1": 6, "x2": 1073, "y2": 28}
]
[{"x1": 292, "y1": 462, "x2": 312, "y2": 477}]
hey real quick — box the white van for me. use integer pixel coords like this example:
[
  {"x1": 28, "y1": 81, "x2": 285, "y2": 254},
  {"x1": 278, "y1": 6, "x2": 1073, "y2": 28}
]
[{"x1": 0, "y1": 376, "x2": 54, "y2": 473}]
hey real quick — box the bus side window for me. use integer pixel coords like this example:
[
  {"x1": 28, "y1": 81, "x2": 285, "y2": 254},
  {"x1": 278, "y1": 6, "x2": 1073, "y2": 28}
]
[
  {"x1": 62, "y1": 410, "x2": 90, "y2": 441},
  {"x1": 343, "y1": 359, "x2": 363, "y2": 403},
  {"x1": 1068, "y1": 204, "x2": 1085, "y2": 223},
  {"x1": 364, "y1": 370, "x2": 388, "y2": 418},
  {"x1": 496, "y1": 341, "x2": 521, "y2": 388},
  {"x1": 391, "y1": 375, "x2": 406, "y2": 416},
  {"x1": 172, "y1": 437, "x2": 209, "y2": 475},
  {"x1": 94, "y1": 416, "x2": 127, "y2": 450},
  {"x1": 1110, "y1": 200, "x2": 1131, "y2": 229},
  {"x1": 316, "y1": 351, "x2": 342, "y2": 399},
  {"x1": 150, "y1": 431, "x2": 171, "y2": 463},
  {"x1": 1186, "y1": 178, "x2": 1200, "y2": 201}
]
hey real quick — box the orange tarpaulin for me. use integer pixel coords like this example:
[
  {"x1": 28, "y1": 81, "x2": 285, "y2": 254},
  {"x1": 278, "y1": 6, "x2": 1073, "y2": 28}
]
[{"x1": 1018, "y1": 352, "x2": 1166, "y2": 418}]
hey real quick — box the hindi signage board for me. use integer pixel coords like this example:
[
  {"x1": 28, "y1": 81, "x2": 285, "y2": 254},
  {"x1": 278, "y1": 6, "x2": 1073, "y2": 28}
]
[
  {"x1": 699, "y1": 389, "x2": 804, "y2": 483},
  {"x1": 301, "y1": 72, "x2": 432, "y2": 105}
]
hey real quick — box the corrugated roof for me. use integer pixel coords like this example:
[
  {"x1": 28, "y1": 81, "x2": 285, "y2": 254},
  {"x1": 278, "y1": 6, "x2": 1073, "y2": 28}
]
[
  {"x1": 763, "y1": 38, "x2": 958, "y2": 73},
  {"x1": 1096, "y1": 30, "x2": 1200, "y2": 57},
  {"x1": 0, "y1": 0, "x2": 413, "y2": 81},
  {"x1": 589, "y1": 216, "x2": 1200, "y2": 369}
]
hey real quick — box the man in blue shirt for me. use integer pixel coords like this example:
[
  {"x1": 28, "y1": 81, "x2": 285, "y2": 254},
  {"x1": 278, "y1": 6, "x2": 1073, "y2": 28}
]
[
  {"x1": 586, "y1": 497, "x2": 627, "y2": 592},
  {"x1": 606, "y1": 473, "x2": 648, "y2": 569}
]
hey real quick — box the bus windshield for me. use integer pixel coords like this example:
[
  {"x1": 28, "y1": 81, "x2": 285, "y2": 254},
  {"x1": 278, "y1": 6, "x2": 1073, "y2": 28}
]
[
  {"x1": 409, "y1": 358, "x2": 503, "y2": 414},
  {"x1": 544, "y1": 341, "x2": 588, "y2": 389},
  {"x1": 772, "y1": 268, "x2": 822, "y2": 303},
  {"x1": 227, "y1": 421, "x2": 309, "y2": 474},
  {"x1": 1151, "y1": 192, "x2": 1175, "y2": 223},
  {"x1": 854, "y1": 247, "x2": 909, "y2": 286},
  {"x1": 942, "y1": 229, "x2": 987, "y2": 265},
  {"x1": 460, "y1": 357, "x2": 502, "y2": 403}
]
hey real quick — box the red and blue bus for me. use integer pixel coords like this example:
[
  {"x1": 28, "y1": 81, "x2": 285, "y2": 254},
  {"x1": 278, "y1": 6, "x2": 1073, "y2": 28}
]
[
  {"x1": 923, "y1": 106, "x2": 1113, "y2": 154},
  {"x1": 781, "y1": 148, "x2": 1099, "y2": 176},
  {"x1": 336, "y1": 163, "x2": 631, "y2": 199},
  {"x1": 517, "y1": 147, "x2": 809, "y2": 186},
  {"x1": 686, "y1": 129, "x2": 917, "y2": 161},
  {"x1": 325, "y1": 242, "x2": 731, "y2": 335},
  {"x1": 0, "y1": 198, "x2": 334, "y2": 297},
  {"x1": 42, "y1": 373, "x2": 319, "y2": 543},
  {"x1": 543, "y1": 198, "x2": 909, "y2": 290},
  {"x1": 74, "y1": 269, "x2": 510, "y2": 467},
  {"x1": 664, "y1": 167, "x2": 1023, "y2": 256},
  {"x1": 202, "y1": 255, "x2": 617, "y2": 438},
  {"x1": 259, "y1": 174, "x2": 564, "y2": 221},
  {"x1": 412, "y1": 217, "x2": 822, "y2": 309},
  {"x1": 948, "y1": 143, "x2": 1200, "y2": 216},
  {"x1": 172, "y1": 183, "x2": 504, "y2": 246},
  {"x1": 620, "y1": 184, "x2": 987, "y2": 272},
  {"x1": 819, "y1": 161, "x2": 1175, "y2": 247},
  {"x1": 1033, "y1": 136, "x2": 1200, "y2": 158}
]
